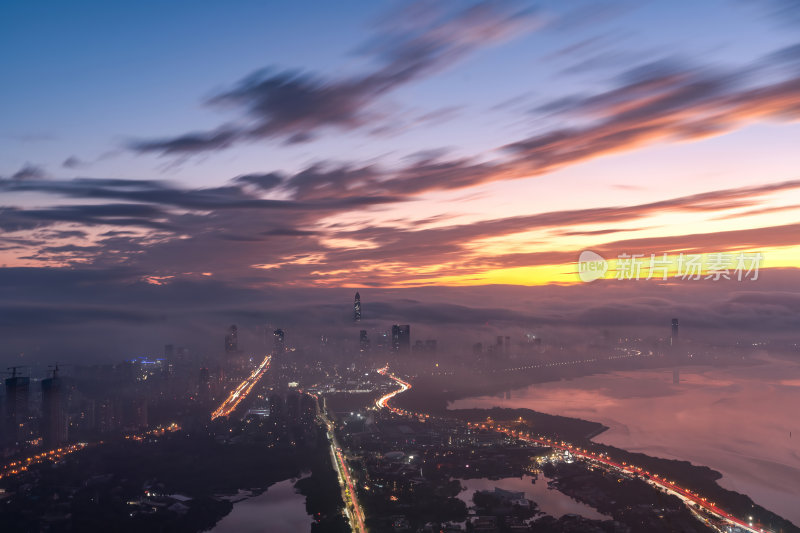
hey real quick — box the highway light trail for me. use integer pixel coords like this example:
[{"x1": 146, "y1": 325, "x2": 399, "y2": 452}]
[
  {"x1": 335, "y1": 446, "x2": 367, "y2": 532},
  {"x1": 377, "y1": 367, "x2": 769, "y2": 533},
  {"x1": 0, "y1": 443, "x2": 88, "y2": 480},
  {"x1": 0, "y1": 423, "x2": 182, "y2": 482},
  {"x1": 211, "y1": 354, "x2": 271, "y2": 420},
  {"x1": 314, "y1": 393, "x2": 367, "y2": 533},
  {"x1": 376, "y1": 365, "x2": 409, "y2": 409}
]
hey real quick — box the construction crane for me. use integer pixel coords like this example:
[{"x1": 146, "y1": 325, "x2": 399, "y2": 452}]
[
  {"x1": 46, "y1": 364, "x2": 63, "y2": 379},
  {"x1": 1, "y1": 366, "x2": 28, "y2": 379}
]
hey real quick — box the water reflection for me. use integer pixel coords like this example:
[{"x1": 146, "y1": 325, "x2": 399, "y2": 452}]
[{"x1": 208, "y1": 477, "x2": 311, "y2": 533}]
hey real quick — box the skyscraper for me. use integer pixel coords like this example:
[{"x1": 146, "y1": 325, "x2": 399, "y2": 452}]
[
  {"x1": 274, "y1": 328, "x2": 285, "y2": 355},
  {"x1": 41, "y1": 367, "x2": 67, "y2": 449},
  {"x1": 391, "y1": 325, "x2": 410, "y2": 354},
  {"x1": 225, "y1": 325, "x2": 238, "y2": 353},
  {"x1": 4, "y1": 369, "x2": 30, "y2": 450},
  {"x1": 354, "y1": 292, "x2": 362, "y2": 322}
]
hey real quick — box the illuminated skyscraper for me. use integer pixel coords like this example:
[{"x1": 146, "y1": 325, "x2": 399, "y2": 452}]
[
  {"x1": 274, "y1": 328, "x2": 285, "y2": 355},
  {"x1": 391, "y1": 325, "x2": 410, "y2": 354},
  {"x1": 354, "y1": 292, "x2": 362, "y2": 322},
  {"x1": 41, "y1": 367, "x2": 67, "y2": 449},
  {"x1": 225, "y1": 325, "x2": 238, "y2": 353}
]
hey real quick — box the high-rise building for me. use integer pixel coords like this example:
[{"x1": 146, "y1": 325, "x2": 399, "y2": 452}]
[
  {"x1": 391, "y1": 325, "x2": 410, "y2": 354},
  {"x1": 354, "y1": 292, "x2": 362, "y2": 322},
  {"x1": 273, "y1": 328, "x2": 285, "y2": 355},
  {"x1": 359, "y1": 330, "x2": 370, "y2": 353},
  {"x1": 225, "y1": 325, "x2": 239, "y2": 353},
  {"x1": 41, "y1": 367, "x2": 67, "y2": 449},
  {"x1": 4, "y1": 370, "x2": 30, "y2": 449}
]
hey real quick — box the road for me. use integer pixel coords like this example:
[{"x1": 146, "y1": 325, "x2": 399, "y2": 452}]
[
  {"x1": 211, "y1": 354, "x2": 271, "y2": 420},
  {"x1": 312, "y1": 393, "x2": 367, "y2": 533},
  {"x1": 0, "y1": 423, "x2": 182, "y2": 482},
  {"x1": 376, "y1": 367, "x2": 770, "y2": 533}
]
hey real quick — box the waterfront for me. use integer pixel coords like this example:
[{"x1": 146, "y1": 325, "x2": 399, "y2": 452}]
[
  {"x1": 208, "y1": 478, "x2": 311, "y2": 533},
  {"x1": 450, "y1": 355, "x2": 800, "y2": 526}
]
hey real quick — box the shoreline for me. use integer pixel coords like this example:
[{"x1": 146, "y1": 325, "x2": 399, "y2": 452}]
[{"x1": 392, "y1": 358, "x2": 799, "y2": 532}]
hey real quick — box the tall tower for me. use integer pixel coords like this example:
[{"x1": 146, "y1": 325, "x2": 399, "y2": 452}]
[
  {"x1": 273, "y1": 328, "x2": 285, "y2": 355},
  {"x1": 41, "y1": 366, "x2": 67, "y2": 449},
  {"x1": 225, "y1": 325, "x2": 238, "y2": 353},
  {"x1": 4, "y1": 369, "x2": 30, "y2": 450},
  {"x1": 354, "y1": 292, "x2": 362, "y2": 322}
]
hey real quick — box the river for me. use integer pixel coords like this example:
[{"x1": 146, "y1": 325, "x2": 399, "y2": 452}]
[
  {"x1": 208, "y1": 477, "x2": 312, "y2": 533},
  {"x1": 450, "y1": 355, "x2": 800, "y2": 526}
]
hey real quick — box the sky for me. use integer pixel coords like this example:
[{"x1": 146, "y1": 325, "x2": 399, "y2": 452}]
[{"x1": 1, "y1": 0, "x2": 800, "y2": 362}]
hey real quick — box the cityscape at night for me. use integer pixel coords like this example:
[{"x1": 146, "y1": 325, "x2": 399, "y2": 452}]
[{"x1": 1, "y1": 1, "x2": 800, "y2": 532}]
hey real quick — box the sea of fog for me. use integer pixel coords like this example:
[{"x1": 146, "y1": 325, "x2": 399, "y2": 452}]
[{"x1": 449, "y1": 355, "x2": 800, "y2": 526}]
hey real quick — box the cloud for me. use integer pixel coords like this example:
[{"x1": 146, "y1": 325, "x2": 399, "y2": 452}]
[
  {"x1": 129, "y1": 126, "x2": 241, "y2": 156},
  {"x1": 129, "y1": 1, "x2": 539, "y2": 155},
  {"x1": 133, "y1": 41, "x2": 800, "y2": 199},
  {"x1": 7, "y1": 163, "x2": 47, "y2": 181},
  {"x1": 62, "y1": 156, "x2": 85, "y2": 169},
  {"x1": 3, "y1": 170, "x2": 799, "y2": 281},
  {"x1": 232, "y1": 172, "x2": 284, "y2": 190},
  {"x1": 504, "y1": 53, "x2": 800, "y2": 175},
  {"x1": 0, "y1": 203, "x2": 170, "y2": 232},
  {"x1": 0, "y1": 176, "x2": 398, "y2": 212}
]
